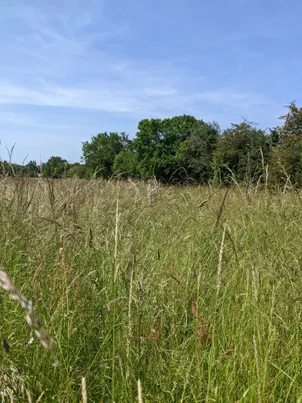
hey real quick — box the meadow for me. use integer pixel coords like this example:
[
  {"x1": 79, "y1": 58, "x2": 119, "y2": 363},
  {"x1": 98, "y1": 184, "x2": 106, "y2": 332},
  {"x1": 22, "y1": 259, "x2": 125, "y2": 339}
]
[{"x1": 0, "y1": 178, "x2": 301, "y2": 402}]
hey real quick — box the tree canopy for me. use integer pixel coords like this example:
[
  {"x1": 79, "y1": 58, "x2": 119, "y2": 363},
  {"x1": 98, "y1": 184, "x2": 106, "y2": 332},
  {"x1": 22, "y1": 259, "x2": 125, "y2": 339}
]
[
  {"x1": 43, "y1": 156, "x2": 68, "y2": 178},
  {"x1": 213, "y1": 121, "x2": 269, "y2": 184},
  {"x1": 82, "y1": 132, "x2": 130, "y2": 178},
  {"x1": 134, "y1": 115, "x2": 219, "y2": 182},
  {"x1": 3, "y1": 101, "x2": 302, "y2": 188}
]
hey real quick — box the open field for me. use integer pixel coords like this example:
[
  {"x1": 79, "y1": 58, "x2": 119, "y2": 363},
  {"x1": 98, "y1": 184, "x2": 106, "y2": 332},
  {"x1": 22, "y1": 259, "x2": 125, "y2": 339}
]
[{"x1": 0, "y1": 178, "x2": 301, "y2": 402}]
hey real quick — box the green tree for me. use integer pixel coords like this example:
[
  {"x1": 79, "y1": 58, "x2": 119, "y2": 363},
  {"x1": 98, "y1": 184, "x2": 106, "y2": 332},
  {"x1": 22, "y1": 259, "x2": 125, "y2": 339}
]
[
  {"x1": 25, "y1": 160, "x2": 39, "y2": 177},
  {"x1": 113, "y1": 151, "x2": 139, "y2": 178},
  {"x1": 269, "y1": 103, "x2": 302, "y2": 187},
  {"x1": 133, "y1": 118, "x2": 162, "y2": 179},
  {"x1": 279, "y1": 102, "x2": 302, "y2": 136},
  {"x1": 82, "y1": 132, "x2": 130, "y2": 178},
  {"x1": 67, "y1": 163, "x2": 92, "y2": 179},
  {"x1": 269, "y1": 135, "x2": 302, "y2": 187},
  {"x1": 0, "y1": 161, "x2": 22, "y2": 177},
  {"x1": 214, "y1": 120, "x2": 269, "y2": 184},
  {"x1": 178, "y1": 121, "x2": 220, "y2": 183},
  {"x1": 134, "y1": 115, "x2": 207, "y2": 182},
  {"x1": 43, "y1": 156, "x2": 68, "y2": 178}
]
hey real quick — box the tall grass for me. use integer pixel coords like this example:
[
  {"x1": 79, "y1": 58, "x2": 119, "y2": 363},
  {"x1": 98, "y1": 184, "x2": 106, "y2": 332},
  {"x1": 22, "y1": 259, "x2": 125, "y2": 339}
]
[{"x1": 0, "y1": 178, "x2": 301, "y2": 402}]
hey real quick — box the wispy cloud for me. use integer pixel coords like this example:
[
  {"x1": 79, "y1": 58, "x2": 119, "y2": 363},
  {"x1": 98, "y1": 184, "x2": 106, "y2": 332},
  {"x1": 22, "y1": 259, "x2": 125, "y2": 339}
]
[
  {"x1": 0, "y1": 111, "x2": 79, "y2": 131},
  {"x1": 0, "y1": 80, "x2": 275, "y2": 121},
  {"x1": 1, "y1": 0, "x2": 300, "y2": 162},
  {"x1": 0, "y1": 1, "x2": 275, "y2": 117}
]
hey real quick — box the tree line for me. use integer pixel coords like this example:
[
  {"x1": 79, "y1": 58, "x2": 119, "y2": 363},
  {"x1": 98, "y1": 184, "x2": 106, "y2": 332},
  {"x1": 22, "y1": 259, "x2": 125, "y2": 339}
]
[{"x1": 3, "y1": 102, "x2": 302, "y2": 187}]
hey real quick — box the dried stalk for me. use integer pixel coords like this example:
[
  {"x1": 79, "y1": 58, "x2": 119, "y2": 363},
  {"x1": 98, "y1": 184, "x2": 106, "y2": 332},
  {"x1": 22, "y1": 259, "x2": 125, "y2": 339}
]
[{"x1": 0, "y1": 267, "x2": 56, "y2": 358}]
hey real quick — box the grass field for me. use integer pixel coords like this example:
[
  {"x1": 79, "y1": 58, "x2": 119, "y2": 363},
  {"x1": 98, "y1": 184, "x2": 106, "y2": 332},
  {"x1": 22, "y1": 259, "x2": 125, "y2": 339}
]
[{"x1": 0, "y1": 178, "x2": 301, "y2": 402}]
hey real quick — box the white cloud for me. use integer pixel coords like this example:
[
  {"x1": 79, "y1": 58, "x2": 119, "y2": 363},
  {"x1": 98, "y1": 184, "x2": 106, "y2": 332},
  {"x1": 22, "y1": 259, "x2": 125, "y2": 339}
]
[
  {"x1": 0, "y1": 111, "x2": 80, "y2": 131},
  {"x1": 196, "y1": 89, "x2": 273, "y2": 109},
  {"x1": 0, "y1": 80, "x2": 275, "y2": 120},
  {"x1": 0, "y1": 0, "x2": 288, "y2": 163},
  {"x1": 0, "y1": 1, "x2": 277, "y2": 119}
]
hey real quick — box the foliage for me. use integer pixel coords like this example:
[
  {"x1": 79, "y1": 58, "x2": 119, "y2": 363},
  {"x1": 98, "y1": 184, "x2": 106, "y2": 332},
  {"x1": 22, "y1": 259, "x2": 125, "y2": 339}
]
[
  {"x1": 113, "y1": 151, "x2": 139, "y2": 178},
  {"x1": 213, "y1": 120, "x2": 269, "y2": 184},
  {"x1": 0, "y1": 161, "x2": 23, "y2": 177},
  {"x1": 269, "y1": 103, "x2": 302, "y2": 187},
  {"x1": 279, "y1": 101, "x2": 302, "y2": 136},
  {"x1": 67, "y1": 163, "x2": 93, "y2": 179},
  {"x1": 25, "y1": 160, "x2": 40, "y2": 177},
  {"x1": 267, "y1": 126, "x2": 283, "y2": 147},
  {"x1": 82, "y1": 132, "x2": 130, "y2": 178},
  {"x1": 269, "y1": 134, "x2": 302, "y2": 187},
  {"x1": 178, "y1": 121, "x2": 220, "y2": 183},
  {"x1": 134, "y1": 115, "x2": 213, "y2": 182},
  {"x1": 4, "y1": 101, "x2": 302, "y2": 187},
  {"x1": 134, "y1": 117, "x2": 165, "y2": 179},
  {"x1": 43, "y1": 156, "x2": 68, "y2": 178}
]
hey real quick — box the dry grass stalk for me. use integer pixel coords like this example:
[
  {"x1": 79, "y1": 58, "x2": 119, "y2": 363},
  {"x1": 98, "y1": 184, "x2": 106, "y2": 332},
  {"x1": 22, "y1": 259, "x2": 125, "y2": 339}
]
[
  {"x1": 146, "y1": 180, "x2": 153, "y2": 205},
  {"x1": 265, "y1": 164, "x2": 269, "y2": 190},
  {"x1": 146, "y1": 178, "x2": 159, "y2": 205},
  {"x1": 25, "y1": 390, "x2": 32, "y2": 403},
  {"x1": 169, "y1": 260, "x2": 181, "y2": 290},
  {"x1": 81, "y1": 377, "x2": 87, "y2": 403},
  {"x1": 214, "y1": 187, "x2": 230, "y2": 230},
  {"x1": 0, "y1": 366, "x2": 30, "y2": 402},
  {"x1": 36, "y1": 392, "x2": 45, "y2": 402},
  {"x1": 0, "y1": 267, "x2": 53, "y2": 353},
  {"x1": 217, "y1": 225, "x2": 227, "y2": 297},
  {"x1": 114, "y1": 186, "x2": 120, "y2": 281},
  {"x1": 126, "y1": 264, "x2": 134, "y2": 379},
  {"x1": 252, "y1": 265, "x2": 258, "y2": 302},
  {"x1": 197, "y1": 199, "x2": 208, "y2": 208},
  {"x1": 225, "y1": 167, "x2": 242, "y2": 194},
  {"x1": 0, "y1": 387, "x2": 14, "y2": 403},
  {"x1": 253, "y1": 334, "x2": 262, "y2": 403},
  {"x1": 127, "y1": 178, "x2": 140, "y2": 204},
  {"x1": 137, "y1": 379, "x2": 143, "y2": 403}
]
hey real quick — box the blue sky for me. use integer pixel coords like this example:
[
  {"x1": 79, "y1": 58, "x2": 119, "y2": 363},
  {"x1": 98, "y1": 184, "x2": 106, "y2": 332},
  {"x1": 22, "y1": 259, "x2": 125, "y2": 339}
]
[{"x1": 1, "y1": 0, "x2": 302, "y2": 163}]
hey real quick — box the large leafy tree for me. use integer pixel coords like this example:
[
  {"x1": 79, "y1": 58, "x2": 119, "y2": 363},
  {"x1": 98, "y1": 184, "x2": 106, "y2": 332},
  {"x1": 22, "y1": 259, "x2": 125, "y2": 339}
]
[
  {"x1": 25, "y1": 160, "x2": 39, "y2": 177},
  {"x1": 269, "y1": 103, "x2": 302, "y2": 186},
  {"x1": 133, "y1": 118, "x2": 162, "y2": 179},
  {"x1": 43, "y1": 156, "x2": 68, "y2": 178},
  {"x1": 214, "y1": 120, "x2": 269, "y2": 184},
  {"x1": 279, "y1": 102, "x2": 302, "y2": 136},
  {"x1": 67, "y1": 163, "x2": 92, "y2": 179},
  {"x1": 82, "y1": 132, "x2": 130, "y2": 178},
  {"x1": 267, "y1": 126, "x2": 283, "y2": 147},
  {"x1": 270, "y1": 135, "x2": 302, "y2": 186},
  {"x1": 178, "y1": 121, "x2": 220, "y2": 183},
  {"x1": 134, "y1": 115, "x2": 211, "y2": 182},
  {"x1": 113, "y1": 151, "x2": 139, "y2": 178}
]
